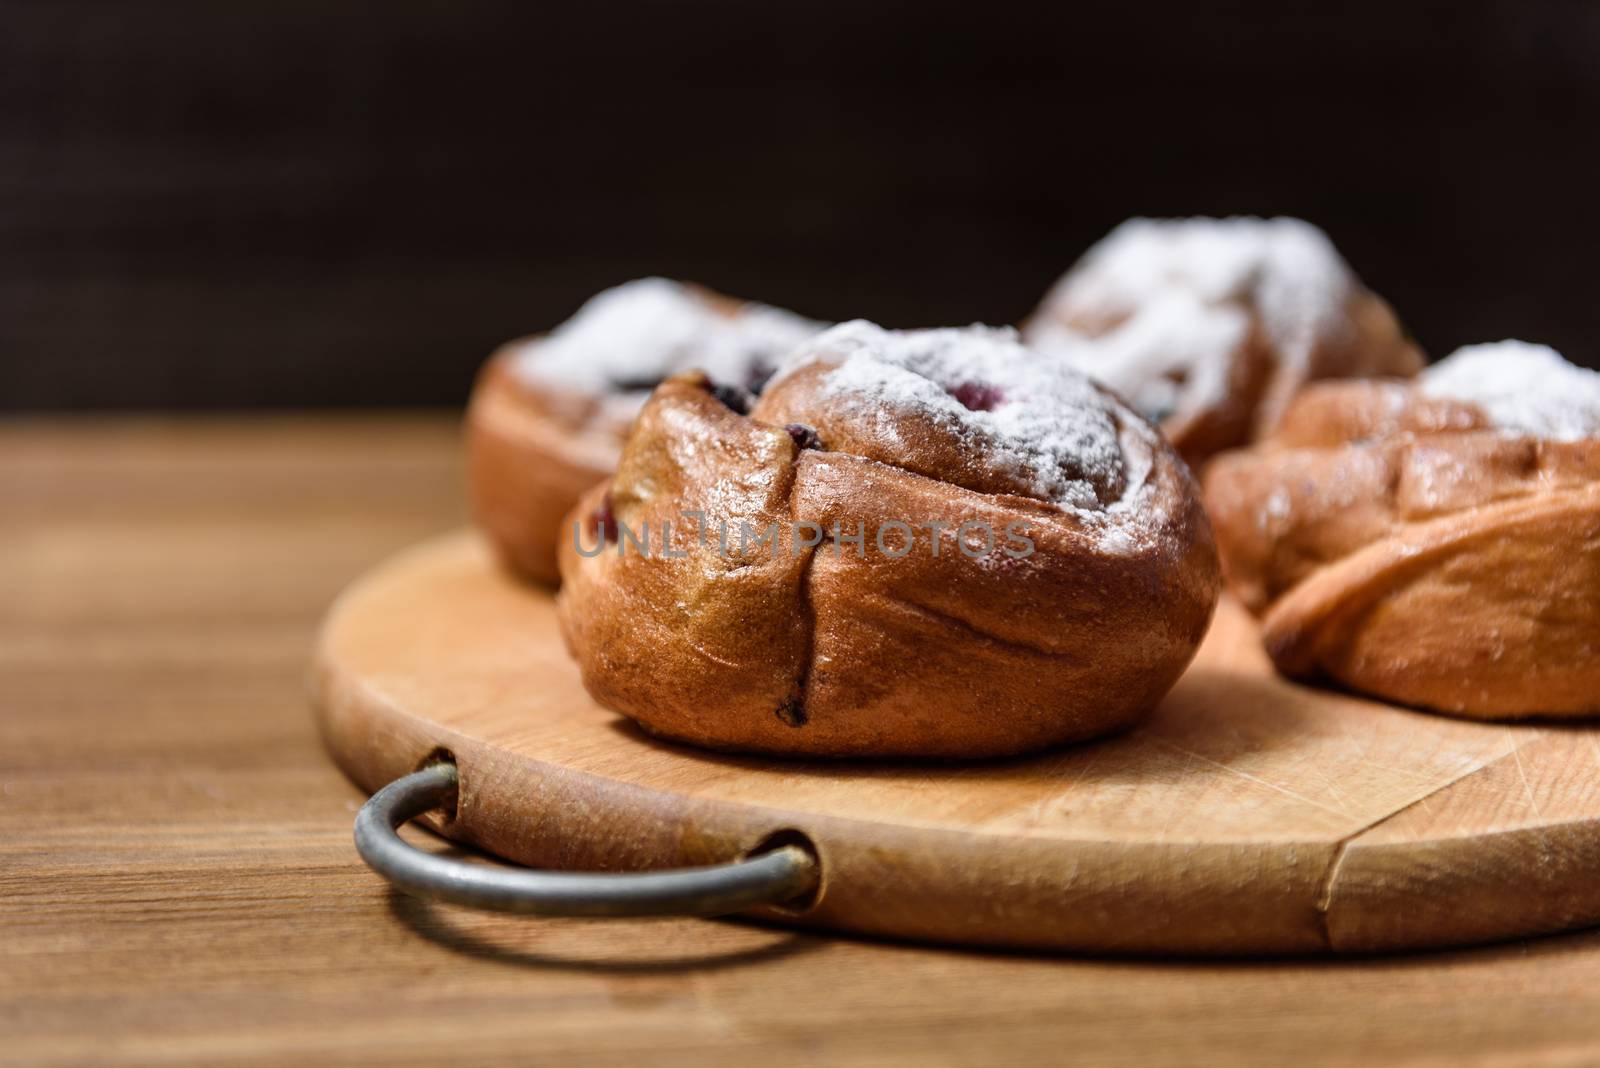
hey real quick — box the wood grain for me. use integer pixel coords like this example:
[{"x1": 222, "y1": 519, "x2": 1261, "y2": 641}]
[
  {"x1": 9, "y1": 415, "x2": 1600, "y2": 1065},
  {"x1": 313, "y1": 532, "x2": 1600, "y2": 955}
]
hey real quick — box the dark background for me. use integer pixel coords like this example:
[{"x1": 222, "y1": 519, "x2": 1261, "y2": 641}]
[{"x1": 3, "y1": 0, "x2": 1597, "y2": 410}]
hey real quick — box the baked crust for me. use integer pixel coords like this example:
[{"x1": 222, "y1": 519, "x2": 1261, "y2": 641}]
[
  {"x1": 557, "y1": 357, "x2": 1220, "y2": 758},
  {"x1": 1205, "y1": 379, "x2": 1600, "y2": 718},
  {"x1": 465, "y1": 349, "x2": 621, "y2": 585},
  {"x1": 465, "y1": 281, "x2": 818, "y2": 585}
]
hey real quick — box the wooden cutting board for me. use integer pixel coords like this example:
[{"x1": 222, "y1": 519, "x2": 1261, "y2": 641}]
[{"x1": 312, "y1": 531, "x2": 1600, "y2": 955}]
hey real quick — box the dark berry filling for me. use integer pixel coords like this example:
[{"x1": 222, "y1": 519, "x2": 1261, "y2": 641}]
[
  {"x1": 745, "y1": 365, "x2": 776, "y2": 395},
  {"x1": 947, "y1": 381, "x2": 1004, "y2": 412},
  {"x1": 783, "y1": 423, "x2": 824, "y2": 451},
  {"x1": 609, "y1": 374, "x2": 665, "y2": 393},
  {"x1": 707, "y1": 380, "x2": 754, "y2": 414},
  {"x1": 592, "y1": 491, "x2": 619, "y2": 542},
  {"x1": 774, "y1": 695, "x2": 808, "y2": 727}
]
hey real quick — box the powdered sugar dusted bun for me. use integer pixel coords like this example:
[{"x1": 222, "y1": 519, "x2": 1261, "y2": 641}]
[
  {"x1": 1419, "y1": 341, "x2": 1600, "y2": 441},
  {"x1": 557, "y1": 322, "x2": 1220, "y2": 758},
  {"x1": 1025, "y1": 217, "x2": 1423, "y2": 465},
  {"x1": 467, "y1": 279, "x2": 824, "y2": 585},
  {"x1": 1204, "y1": 340, "x2": 1600, "y2": 719},
  {"x1": 506, "y1": 277, "x2": 824, "y2": 436},
  {"x1": 759, "y1": 321, "x2": 1173, "y2": 554}
]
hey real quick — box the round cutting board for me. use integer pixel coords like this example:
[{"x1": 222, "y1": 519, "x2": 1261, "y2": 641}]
[{"x1": 313, "y1": 531, "x2": 1600, "y2": 955}]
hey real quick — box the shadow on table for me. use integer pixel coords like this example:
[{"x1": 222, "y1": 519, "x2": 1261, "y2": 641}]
[{"x1": 386, "y1": 881, "x2": 825, "y2": 974}]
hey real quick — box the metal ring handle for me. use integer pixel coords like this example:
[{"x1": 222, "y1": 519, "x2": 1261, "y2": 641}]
[{"x1": 354, "y1": 762, "x2": 819, "y2": 917}]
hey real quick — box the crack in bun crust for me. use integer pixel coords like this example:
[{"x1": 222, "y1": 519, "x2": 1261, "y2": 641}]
[{"x1": 557, "y1": 325, "x2": 1220, "y2": 758}]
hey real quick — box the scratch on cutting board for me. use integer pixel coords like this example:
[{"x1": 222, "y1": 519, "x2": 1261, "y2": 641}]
[
  {"x1": 1509, "y1": 743, "x2": 1544, "y2": 820},
  {"x1": 1146, "y1": 736, "x2": 1355, "y2": 820}
]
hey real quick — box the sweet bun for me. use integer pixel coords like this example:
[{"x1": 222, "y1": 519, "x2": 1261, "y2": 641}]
[
  {"x1": 557, "y1": 322, "x2": 1220, "y2": 758},
  {"x1": 466, "y1": 278, "x2": 821, "y2": 584},
  {"x1": 1024, "y1": 217, "x2": 1424, "y2": 465},
  {"x1": 1205, "y1": 341, "x2": 1600, "y2": 718}
]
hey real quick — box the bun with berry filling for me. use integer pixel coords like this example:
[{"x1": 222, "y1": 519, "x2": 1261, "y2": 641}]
[
  {"x1": 1024, "y1": 217, "x2": 1423, "y2": 466},
  {"x1": 467, "y1": 278, "x2": 823, "y2": 584},
  {"x1": 556, "y1": 321, "x2": 1220, "y2": 758},
  {"x1": 1205, "y1": 341, "x2": 1600, "y2": 719}
]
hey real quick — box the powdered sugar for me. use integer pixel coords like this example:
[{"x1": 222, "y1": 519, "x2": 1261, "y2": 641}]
[
  {"x1": 509, "y1": 278, "x2": 823, "y2": 401},
  {"x1": 1031, "y1": 290, "x2": 1250, "y2": 423},
  {"x1": 1028, "y1": 217, "x2": 1354, "y2": 419},
  {"x1": 779, "y1": 321, "x2": 1162, "y2": 540},
  {"x1": 1420, "y1": 341, "x2": 1600, "y2": 441}
]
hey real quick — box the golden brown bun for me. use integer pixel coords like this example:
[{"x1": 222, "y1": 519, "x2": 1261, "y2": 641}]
[
  {"x1": 1024, "y1": 218, "x2": 1424, "y2": 468},
  {"x1": 1205, "y1": 379, "x2": 1600, "y2": 718},
  {"x1": 465, "y1": 281, "x2": 820, "y2": 585},
  {"x1": 556, "y1": 330, "x2": 1220, "y2": 758},
  {"x1": 466, "y1": 349, "x2": 621, "y2": 585}
]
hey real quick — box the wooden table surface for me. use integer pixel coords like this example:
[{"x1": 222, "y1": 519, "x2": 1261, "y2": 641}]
[{"x1": 6, "y1": 415, "x2": 1600, "y2": 1067}]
